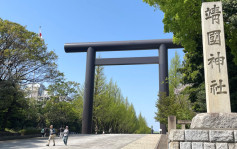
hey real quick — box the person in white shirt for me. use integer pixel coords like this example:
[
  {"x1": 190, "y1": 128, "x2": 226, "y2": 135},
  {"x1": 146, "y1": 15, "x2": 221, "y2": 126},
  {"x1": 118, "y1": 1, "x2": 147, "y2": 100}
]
[{"x1": 63, "y1": 126, "x2": 69, "y2": 146}]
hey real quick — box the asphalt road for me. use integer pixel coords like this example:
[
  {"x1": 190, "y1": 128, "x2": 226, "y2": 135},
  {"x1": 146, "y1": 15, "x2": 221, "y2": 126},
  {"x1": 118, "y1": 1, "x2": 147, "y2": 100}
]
[{"x1": 0, "y1": 134, "x2": 161, "y2": 149}]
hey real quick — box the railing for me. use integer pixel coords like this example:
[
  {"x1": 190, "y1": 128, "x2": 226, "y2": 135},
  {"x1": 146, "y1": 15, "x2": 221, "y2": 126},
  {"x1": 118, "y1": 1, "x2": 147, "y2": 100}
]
[
  {"x1": 168, "y1": 116, "x2": 192, "y2": 133},
  {"x1": 177, "y1": 120, "x2": 192, "y2": 129}
]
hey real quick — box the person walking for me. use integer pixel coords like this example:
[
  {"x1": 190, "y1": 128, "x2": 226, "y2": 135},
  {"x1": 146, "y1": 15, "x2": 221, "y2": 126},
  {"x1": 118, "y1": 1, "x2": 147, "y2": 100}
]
[
  {"x1": 60, "y1": 127, "x2": 64, "y2": 138},
  {"x1": 63, "y1": 126, "x2": 69, "y2": 146},
  {"x1": 41, "y1": 128, "x2": 45, "y2": 137},
  {"x1": 44, "y1": 128, "x2": 47, "y2": 137},
  {"x1": 46, "y1": 125, "x2": 56, "y2": 146}
]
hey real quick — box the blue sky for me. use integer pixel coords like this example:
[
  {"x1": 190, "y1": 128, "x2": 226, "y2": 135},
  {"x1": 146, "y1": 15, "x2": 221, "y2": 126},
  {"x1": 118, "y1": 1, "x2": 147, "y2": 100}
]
[{"x1": 1, "y1": 0, "x2": 184, "y2": 131}]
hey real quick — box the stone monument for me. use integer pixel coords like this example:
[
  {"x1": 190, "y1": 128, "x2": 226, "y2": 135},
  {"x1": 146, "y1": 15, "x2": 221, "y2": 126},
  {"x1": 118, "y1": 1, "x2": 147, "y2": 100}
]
[
  {"x1": 168, "y1": 2, "x2": 237, "y2": 149},
  {"x1": 202, "y1": 1, "x2": 230, "y2": 113},
  {"x1": 192, "y1": 1, "x2": 234, "y2": 129}
]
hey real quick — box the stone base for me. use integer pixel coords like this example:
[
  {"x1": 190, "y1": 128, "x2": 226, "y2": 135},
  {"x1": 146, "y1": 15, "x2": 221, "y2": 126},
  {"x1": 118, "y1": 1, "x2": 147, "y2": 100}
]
[
  {"x1": 168, "y1": 129, "x2": 237, "y2": 149},
  {"x1": 168, "y1": 113, "x2": 237, "y2": 148},
  {"x1": 191, "y1": 113, "x2": 237, "y2": 129}
]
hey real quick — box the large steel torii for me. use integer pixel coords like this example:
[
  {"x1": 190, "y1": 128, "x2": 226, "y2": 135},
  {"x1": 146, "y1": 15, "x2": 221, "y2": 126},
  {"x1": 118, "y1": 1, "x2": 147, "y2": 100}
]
[{"x1": 64, "y1": 39, "x2": 183, "y2": 134}]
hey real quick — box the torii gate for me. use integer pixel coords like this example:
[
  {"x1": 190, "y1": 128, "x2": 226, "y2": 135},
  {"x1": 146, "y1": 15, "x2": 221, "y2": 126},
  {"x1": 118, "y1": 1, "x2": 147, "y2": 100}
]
[{"x1": 64, "y1": 39, "x2": 183, "y2": 134}]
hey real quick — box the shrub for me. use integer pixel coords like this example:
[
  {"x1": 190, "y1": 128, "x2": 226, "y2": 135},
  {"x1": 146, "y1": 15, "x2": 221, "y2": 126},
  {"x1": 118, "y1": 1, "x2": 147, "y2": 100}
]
[{"x1": 19, "y1": 128, "x2": 41, "y2": 135}]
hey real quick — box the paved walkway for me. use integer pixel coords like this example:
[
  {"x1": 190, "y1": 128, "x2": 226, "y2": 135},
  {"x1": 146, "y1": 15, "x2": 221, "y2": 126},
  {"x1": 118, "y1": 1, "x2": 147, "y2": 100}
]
[
  {"x1": 0, "y1": 134, "x2": 161, "y2": 149},
  {"x1": 122, "y1": 134, "x2": 160, "y2": 149}
]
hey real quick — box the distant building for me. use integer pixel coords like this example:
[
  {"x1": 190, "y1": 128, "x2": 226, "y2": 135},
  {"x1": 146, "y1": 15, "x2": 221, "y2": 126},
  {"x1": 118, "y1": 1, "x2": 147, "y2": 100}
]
[
  {"x1": 25, "y1": 83, "x2": 50, "y2": 101},
  {"x1": 25, "y1": 83, "x2": 72, "y2": 102}
]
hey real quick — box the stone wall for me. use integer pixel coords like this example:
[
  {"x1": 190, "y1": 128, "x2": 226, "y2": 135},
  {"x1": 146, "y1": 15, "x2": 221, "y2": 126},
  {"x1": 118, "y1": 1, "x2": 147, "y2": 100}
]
[{"x1": 168, "y1": 129, "x2": 237, "y2": 149}]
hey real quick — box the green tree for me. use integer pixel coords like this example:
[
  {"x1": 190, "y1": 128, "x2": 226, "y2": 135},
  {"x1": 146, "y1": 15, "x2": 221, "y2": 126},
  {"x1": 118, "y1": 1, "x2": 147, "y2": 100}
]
[
  {"x1": 169, "y1": 51, "x2": 182, "y2": 96},
  {"x1": 155, "y1": 52, "x2": 194, "y2": 127},
  {"x1": 0, "y1": 18, "x2": 60, "y2": 84},
  {"x1": 92, "y1": 65, "x2": 106, "y2": 133},
  {"x1": 44, "y1": 99, "x2": 76, "y2": 128},
  {"x1": 135, "y1": 113, "x2": 150, "y2": 134},
  {"x1": 0, "y1": 81, "x2": 27, "y2": 130},
  {"x1": 155, "y1": 93, "x2": 178, "y2": 126},
  {"x1": 71, "y1": 96, "x2": 83, "y2": 132},
  {"x1": 45, "y1": 80, "x2": 80, "y2": 129}
]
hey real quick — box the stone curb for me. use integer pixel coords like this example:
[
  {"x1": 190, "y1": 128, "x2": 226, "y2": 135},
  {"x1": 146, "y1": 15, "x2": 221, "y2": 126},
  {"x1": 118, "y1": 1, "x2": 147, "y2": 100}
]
[{"x1": 0, "y1": 134, "x2": 41, "y2": 141}]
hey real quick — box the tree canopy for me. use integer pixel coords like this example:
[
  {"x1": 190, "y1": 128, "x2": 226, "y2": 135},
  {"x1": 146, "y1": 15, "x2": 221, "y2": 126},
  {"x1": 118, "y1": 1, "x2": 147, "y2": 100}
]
[{"x1": 0, "y1": 18, "x2": 61, "y2": 84}]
